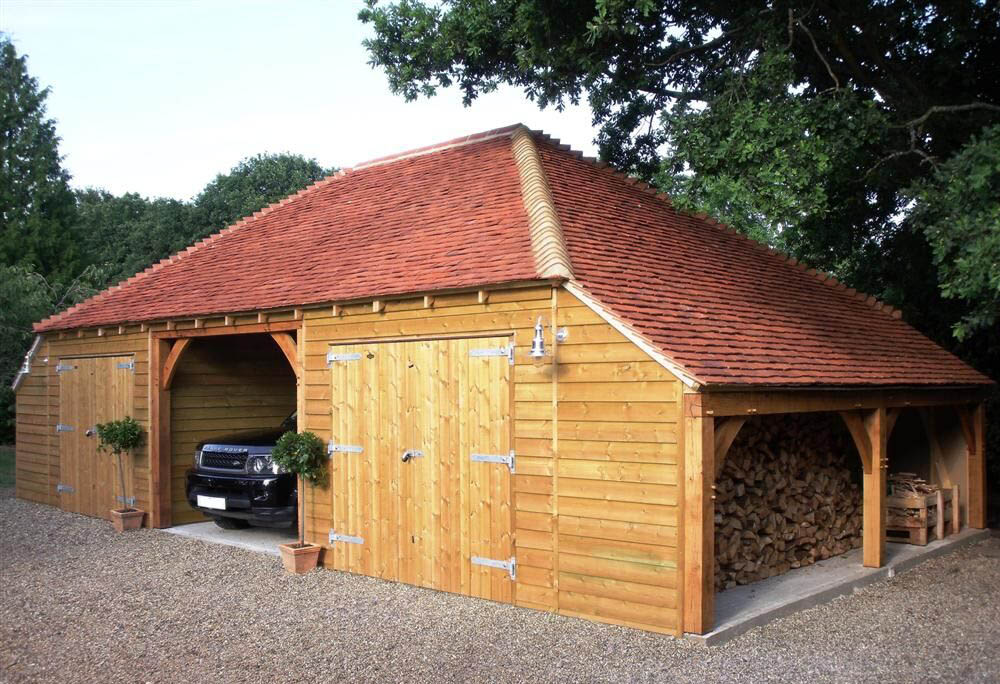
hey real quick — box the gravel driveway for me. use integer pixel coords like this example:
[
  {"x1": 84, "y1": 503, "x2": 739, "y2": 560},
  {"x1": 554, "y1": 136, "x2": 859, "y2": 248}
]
[{"x1": 2, "y1": 489, "x2": 998, "y2": 683}]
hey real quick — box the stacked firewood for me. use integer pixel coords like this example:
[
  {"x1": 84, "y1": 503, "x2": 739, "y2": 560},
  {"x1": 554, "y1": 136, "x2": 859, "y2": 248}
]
[{"x1": 715, "y1": 414, "x2": 863, "y2": 591}]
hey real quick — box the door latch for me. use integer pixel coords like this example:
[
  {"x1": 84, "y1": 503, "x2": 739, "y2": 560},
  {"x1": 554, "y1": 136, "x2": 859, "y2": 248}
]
[{"x1": 401, "y1": 449, "x2": 424, "y2": 462}]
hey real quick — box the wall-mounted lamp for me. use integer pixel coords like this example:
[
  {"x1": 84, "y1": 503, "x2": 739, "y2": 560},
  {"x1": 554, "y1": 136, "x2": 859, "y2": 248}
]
[{"x1": 529, "y1": 317, "x2": 569, "y2": 359}]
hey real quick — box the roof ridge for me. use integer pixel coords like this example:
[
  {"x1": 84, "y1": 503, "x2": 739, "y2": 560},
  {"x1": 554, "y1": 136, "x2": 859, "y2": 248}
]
[
  {"x1": 510, "y1": 126, "x2": 574, "y2": 280},
  {"x1": 352, "y1": 124, "x2": 524, "y2": 171},
  {"x1": 35, "y1": 170, "x2": 349, "y2": 330},
  {"x1": 528, "y1": 131, "x2": 905, "y2": 323}
]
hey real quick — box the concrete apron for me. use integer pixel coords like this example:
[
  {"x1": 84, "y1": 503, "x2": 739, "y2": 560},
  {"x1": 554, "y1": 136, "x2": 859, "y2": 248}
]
[
  {"x1": 163, "y1": 521, "x2": 297, "y2": 557},
  {"x1": 688, "y1": 527, "x2": 991, "y2": 647}
]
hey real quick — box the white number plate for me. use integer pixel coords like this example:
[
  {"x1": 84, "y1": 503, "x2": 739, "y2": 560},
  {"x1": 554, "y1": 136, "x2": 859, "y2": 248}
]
[{"x1": 197, "y1": 495, "x2": 226, "y2": 510}]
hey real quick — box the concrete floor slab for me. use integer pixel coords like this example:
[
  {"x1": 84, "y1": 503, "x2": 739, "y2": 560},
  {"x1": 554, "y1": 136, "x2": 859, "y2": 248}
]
[
  {"x1": 163, "y1": 521, "x2": 296, "y2": 557},
  {"x1": 687, "y1": 527, "x2": 991, "y2": 646}
]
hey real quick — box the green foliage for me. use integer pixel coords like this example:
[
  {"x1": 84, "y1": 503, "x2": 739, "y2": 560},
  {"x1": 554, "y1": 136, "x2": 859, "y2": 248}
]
[
  {"x1": 96, "y1": 416, "x2": 143, "y2": 512},
  {"x1": 656, "y1": 52, "x2": 887, "y2": 249},
  {"x1": 193, "y1": 153, "x2": 330, "y2": 233},
  {"x1": 0, "y1": 36, "x2": 80, "y2": 281},
  {"x1": 271, "y1": 431, "x2": 326, "y2": 487},
  {"x1": 908, "y1": 125, "x2": 1000, "y2": 340},
  {"x1": 95, "y1": 416, "x2": 143, "y2": 457},
  {"x1": 0, "y1": 264, "x2": 111, "y2": 440},
  {"x1": 364, "y1": 1, "x2": 1000, "y2": 520}
]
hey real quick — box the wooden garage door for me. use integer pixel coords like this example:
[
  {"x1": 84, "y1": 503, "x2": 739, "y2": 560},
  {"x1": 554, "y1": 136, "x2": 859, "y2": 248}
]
[
  {"x1": 328, "y1": 337, "x2": 513, "y2": 603},
  {"x1": 58, "y1": 356, "x2": 135, "y2": 519}
]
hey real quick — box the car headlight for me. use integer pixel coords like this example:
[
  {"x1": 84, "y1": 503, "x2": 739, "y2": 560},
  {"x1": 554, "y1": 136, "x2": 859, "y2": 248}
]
[
  {"x1": 195, "y1": 449, "x2": 202, "y2": 468},
  {"x1": 248, "y1": 455, "x2": 271, "y2": 474},
  {"x1": 272, "y1": 461, "x2": 287, "y2": 475}
]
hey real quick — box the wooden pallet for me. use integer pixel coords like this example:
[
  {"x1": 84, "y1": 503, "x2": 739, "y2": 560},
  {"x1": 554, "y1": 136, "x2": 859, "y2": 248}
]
[{"x1": 886, "y1": 485, "x2": 960, "y2": 546}]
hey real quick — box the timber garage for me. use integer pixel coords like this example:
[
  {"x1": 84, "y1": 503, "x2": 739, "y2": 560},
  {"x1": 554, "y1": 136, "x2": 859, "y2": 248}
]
[{"x1": 13, "y1": 125, "x2": 992, "y2": 636}]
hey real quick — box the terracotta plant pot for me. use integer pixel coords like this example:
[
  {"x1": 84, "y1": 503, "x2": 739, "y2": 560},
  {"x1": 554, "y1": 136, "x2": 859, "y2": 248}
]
[
  {"x1": 279, "y1": 542, "x2": 321, "y2": 574},
  {"x1": 110, "y1": 508, "x2": 145, "y2": 532}
]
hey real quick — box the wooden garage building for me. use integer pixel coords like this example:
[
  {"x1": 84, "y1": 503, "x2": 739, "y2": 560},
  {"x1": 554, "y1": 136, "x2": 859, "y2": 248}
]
[{"x1": 14, "y1": 125, "x2": 992, "y2": 636}]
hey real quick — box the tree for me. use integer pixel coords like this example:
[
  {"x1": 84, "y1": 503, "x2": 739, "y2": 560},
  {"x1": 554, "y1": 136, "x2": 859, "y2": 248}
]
[
  {"x1": 359, "y1": 2, "x2": 1000, "y2": 331},
  {"x1": 362, "y1": 1, "x2": 1000, "y2": 514},
  {"x1": 0, "y1": 36, "x2": 80, "y2": 281},
  {"x1": 908, "y1": 124, "x2": 1000, "y2": 341},
  {"x1": 75, "y1": 189, "x2": 196, "y2": 288},
  {"x1": 0, "y1": 264, "x2": 108, "y2": 441},
  {"x1": 193, "y1": 153, "x2": 332, "y2": 233}
]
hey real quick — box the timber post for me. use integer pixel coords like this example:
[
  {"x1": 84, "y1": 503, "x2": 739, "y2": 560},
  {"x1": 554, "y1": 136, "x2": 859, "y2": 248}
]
[{"x1": 683, "y1": 393, "x2": 715, "y2": 634}]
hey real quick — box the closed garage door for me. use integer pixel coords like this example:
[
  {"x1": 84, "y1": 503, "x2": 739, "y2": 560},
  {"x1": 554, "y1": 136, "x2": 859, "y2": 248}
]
[
  {"x1": 328, "y1": 336, "x2": 513, "y2": 603},
  {"x1": 57, "y1": 355, "x2": 135, "y2": 519}
]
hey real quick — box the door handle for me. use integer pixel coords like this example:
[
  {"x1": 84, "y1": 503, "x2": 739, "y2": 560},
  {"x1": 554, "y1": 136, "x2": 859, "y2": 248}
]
[
  {"x1": 85, "y1": 428, "x2": 96, "y2": 437},
  {"x1": 401, "y1": 449, "x2": 424, "y2": 462}
]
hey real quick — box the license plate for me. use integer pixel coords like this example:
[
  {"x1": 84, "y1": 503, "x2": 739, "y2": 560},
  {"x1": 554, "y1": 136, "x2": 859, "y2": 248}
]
[{"x1": 197, "y1": 495, "x2": 226, "y2": 510}]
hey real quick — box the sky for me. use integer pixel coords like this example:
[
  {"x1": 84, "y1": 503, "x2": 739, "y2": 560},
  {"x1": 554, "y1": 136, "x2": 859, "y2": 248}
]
[{"x1": 1, "y1": 0, "x2": 600, "y2": 201}]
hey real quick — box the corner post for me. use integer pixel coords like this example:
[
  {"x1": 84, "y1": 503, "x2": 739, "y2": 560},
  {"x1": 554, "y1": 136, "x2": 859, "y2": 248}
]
[
  {"x1": 968, "y1": 402, "x2": 986, "y2": 528},
  {"x1": 683, "y1": 393, "x2": 714, "y2": 634},
  {"x1": 149, "y1": 337, "x2": 172, "y2": 528},
  {"x1": 862, "y1": 407, "x2": 887, "y2": 568}
]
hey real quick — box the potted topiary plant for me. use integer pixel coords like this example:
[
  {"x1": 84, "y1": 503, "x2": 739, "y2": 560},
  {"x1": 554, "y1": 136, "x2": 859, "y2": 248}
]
[
  {"x1": 95, "y1": 416, "x2": 145, "y2": 532},
  {"x1": 270, "y1": 430, "x2": 326, "y2": 573}
]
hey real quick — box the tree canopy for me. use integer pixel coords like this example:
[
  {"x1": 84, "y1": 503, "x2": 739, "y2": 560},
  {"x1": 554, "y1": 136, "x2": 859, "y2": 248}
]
[
  {"x1": 0, "y1": 36, "x2": 79, "y2": 281},
  {"x1": 360, "y1": 0, "x2": 1000, "y2": 338},
  {"x1": 361, "y1": 0, "x2": 1000, "y2": 488}
]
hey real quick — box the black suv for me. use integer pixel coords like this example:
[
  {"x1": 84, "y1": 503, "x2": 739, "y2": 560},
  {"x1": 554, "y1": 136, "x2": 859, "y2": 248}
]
[{"x1": 185, "y1": 412, "x2": 298, "y2": 529}]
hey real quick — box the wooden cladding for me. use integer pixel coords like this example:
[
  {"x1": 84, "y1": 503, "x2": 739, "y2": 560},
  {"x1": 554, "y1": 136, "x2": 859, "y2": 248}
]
[
  {"x1": 301, "y1": 286, "x2": 682, "y2": 635},
  {"x1": 15, "y1": 331, "x2": 150, "y2": 515}
]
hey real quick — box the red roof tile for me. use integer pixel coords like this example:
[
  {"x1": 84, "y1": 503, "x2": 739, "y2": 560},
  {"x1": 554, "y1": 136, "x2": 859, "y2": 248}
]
[
  {"x1": 533, "y1": 135, "x2": 991, "y2": 387},
  {"x1": 36, "y1": 125, "x2": 991, "y2": 388}
]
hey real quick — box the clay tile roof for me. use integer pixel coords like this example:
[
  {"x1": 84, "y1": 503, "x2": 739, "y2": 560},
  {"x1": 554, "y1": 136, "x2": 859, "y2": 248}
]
[{"x1": 36, "y1": 125, "x2": 992, "y2": 388}]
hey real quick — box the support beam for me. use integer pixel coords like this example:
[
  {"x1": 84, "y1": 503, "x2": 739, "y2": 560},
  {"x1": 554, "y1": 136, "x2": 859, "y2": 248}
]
[
  {"x1": 152, "y1": 319, "x2": 300, "y2": 339},
  {"x1": 839, "y1": 411, "x2": 871, "y2": 472},
  {"x1": 683, "y1": 394, "x2": 715, "y2": 634},
  {"x1": 863, "y1": 408, "x2": 888, "y2": 568},
  {"x1": 713, "y1": 417, "x2": 746, "y2": 479},
  {"x1": 148, "y1": 337, "x2": 172, "y2": 528},
  {"x1": 840, "y1": 409, "x2": 887, "y2": 568},
  {"x1": 700, "y1": 387, "x2": 990, "y2": 417},
  {"x1": 161, "y1": 338, "x2": 193, "y2": 391},
  {"x1": 959, "y1": 403, "x2": 986, "y2": 528},
  {"x1": 270, "y1": 333, "x2": 299, "y2": 379}
]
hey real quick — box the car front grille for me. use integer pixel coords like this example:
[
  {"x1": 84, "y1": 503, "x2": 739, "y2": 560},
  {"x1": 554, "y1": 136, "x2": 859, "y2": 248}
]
[{"x1": 201, "y1": 450, "x2": 249, "y2": 471}]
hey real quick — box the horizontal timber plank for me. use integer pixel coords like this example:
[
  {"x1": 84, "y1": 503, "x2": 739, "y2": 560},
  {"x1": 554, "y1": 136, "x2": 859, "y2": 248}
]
[
  {"x1": 560, "y1": 552, "x2": 678, "y2": 589},
  {"x1": 557, "y1": 459, "x2": 677, "y2": 485},
  {"x1": 515, "y1": 510, "x2": 554, "y2": 532},
  {"x1": 559, "y1": 478, "x2": 678, "y2": 506},
  {"x1": 559, "y1": 533, "x2": 677, "y2": 567},
  {"x1": 558, "y1": 515, "x2": 677, "y2": 547},
  {"x1": 558, "y1": 590, "x2": 678, "y2": 630},
  {"x1": 559, "y1": 496, "x2": 678, "y2": 526},
  {"x1": 559, "y1": 572, "x2": 676, "y2": 609},
  {"x1": 515, "y1": 584, "x2": 557, "y2": 609}
]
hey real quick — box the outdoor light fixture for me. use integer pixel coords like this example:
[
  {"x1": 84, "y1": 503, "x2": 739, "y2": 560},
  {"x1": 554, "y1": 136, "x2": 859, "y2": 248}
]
[{"x1": 529, "y1": 317, "x2": 570, "y2": 359}]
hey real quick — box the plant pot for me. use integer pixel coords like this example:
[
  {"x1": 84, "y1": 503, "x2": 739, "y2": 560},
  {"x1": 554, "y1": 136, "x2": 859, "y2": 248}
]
[
  {"x1": 110, "y1": 508, "x2": 145, "y2": 532},
  {"x1": 279, "y1": 542, "x2": 321, "y2": 574}
]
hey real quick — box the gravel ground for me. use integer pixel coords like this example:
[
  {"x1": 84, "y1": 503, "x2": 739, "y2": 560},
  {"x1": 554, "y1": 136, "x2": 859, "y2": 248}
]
[{"x1": 2, "y1": 489, "x2": 999, "y2": 684}]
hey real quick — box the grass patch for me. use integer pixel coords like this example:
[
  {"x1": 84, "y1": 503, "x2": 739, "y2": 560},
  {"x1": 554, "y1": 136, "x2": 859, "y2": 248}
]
[{"x1": 0, "y1": 445, "x2": 14, "y2": 487}]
